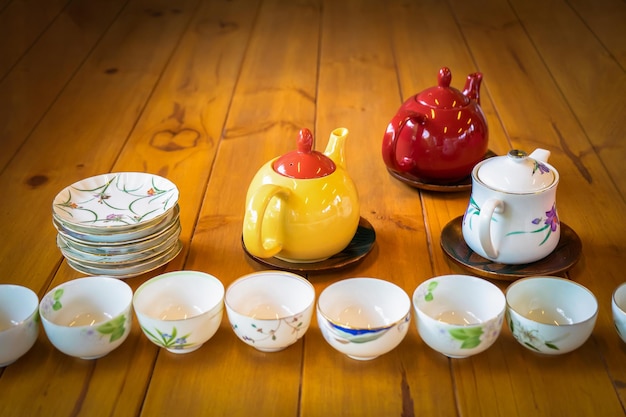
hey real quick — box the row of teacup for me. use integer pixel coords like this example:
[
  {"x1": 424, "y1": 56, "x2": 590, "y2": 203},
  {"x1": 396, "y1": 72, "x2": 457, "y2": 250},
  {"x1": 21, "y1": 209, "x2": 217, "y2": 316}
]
[{"x1": 2, "y1": 271, "x2": 625, "y2": 365}]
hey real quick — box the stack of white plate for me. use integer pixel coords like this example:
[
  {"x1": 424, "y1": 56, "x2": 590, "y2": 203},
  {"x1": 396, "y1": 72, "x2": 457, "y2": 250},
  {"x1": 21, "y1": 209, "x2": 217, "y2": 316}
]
[{"x1": 52, "y1": 172, "x2": 182, "y2": 278}]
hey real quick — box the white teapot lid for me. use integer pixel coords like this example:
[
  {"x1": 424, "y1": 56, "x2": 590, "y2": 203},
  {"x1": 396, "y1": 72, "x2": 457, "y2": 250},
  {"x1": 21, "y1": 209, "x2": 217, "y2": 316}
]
[{"x1": 477, "y1": 149, "x2": 556, "y2": 193}]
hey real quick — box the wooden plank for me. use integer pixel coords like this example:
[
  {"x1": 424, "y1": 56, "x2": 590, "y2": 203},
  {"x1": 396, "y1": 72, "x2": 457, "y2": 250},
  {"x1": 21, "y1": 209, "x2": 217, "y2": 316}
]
[
  {"x1": 387, "y1": 0, "x2": 512, "y2": 278},
  {"x1": 0, "y1": 0, "x2": 128, "y2": 172},
  {"x1": 300, "y1": 1, "x2": 456, "y2": 416},
  {"x1": 71, "y1": 1, "x2": 258, "y2": 416},
  {"x1": 0, "y1": 0, "x2": 197, "y2": 294},
  {"x1": 568, "y1": 0, "x2": 626, "y2": 69},
  {"x1": 0, "y1": 0, "x2": 13, "y2": 14},
  {"x1": 0, "y1": 0, "x2": 69, "y2": 79},
  {"x1": 510, "y1": 0, "x2": 626, "y2": 200},
  {"x1": 387, "y1": 1, "x2": 524, "y2": 416},
  {"x1": 0, "y1": 2, "x2": 200, "y2": 415},
  {"x1": 447, "y1": 0, "x2": 626, "y2": 414},
  {"x1": 140, "y1": 0, "x2": 319, "y2": 415}
]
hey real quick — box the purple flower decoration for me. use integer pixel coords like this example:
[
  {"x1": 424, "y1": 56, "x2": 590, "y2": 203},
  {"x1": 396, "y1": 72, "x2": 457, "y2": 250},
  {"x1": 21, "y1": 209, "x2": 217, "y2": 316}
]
[
  {"x1": 533, "y1": 161, "x2": 551, "y2": 175},
  {"x1": 105, "y1": 213, "x2": 124, "y2": 222},
  {"x1": 544, "y1": 204, "x2": 559, "y2": 232},
  {"x1": 506, "y1": 203, "x2": 558, "y2": 246},
  {"x1": 94, "y1": 192, "x2": 111, "y2": 204}
]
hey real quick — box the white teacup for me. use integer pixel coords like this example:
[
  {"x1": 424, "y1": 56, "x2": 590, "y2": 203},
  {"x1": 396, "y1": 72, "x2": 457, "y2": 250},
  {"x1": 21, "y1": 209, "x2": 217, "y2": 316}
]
[
  {"x1": 40, "y1": 277, "x2": 133, "y2": 359},
  {"x1": 413, "y1": 275, "x2": 505, "y2": 358},
  {"x1": 225, "y1": 271, "x2": 315, "y2": 352},
  {"x1": 462, "y1": 149, "x2": 560, "y2": 264},
  {"x1": 133, "y1": 271, "x2": 225, "y2": 354},
  {"x1": 317, "y1": 277, "x2": 411, "y2": 360},
  {"x1": 612, "y1": 282, "x2": 626, "y2": 343},
  {"x1": 0, "y1": 285, "x2": 39, "y2": 366},
  {"x1": 506, "y1": 276, "x2": 597, "y2": 354}
]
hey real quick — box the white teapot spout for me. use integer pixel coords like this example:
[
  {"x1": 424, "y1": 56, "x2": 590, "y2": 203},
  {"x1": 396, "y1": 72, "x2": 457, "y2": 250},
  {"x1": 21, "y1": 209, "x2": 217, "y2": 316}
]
[{"x1": 528, "y1": 148, "x2": 551, "y2": 163}]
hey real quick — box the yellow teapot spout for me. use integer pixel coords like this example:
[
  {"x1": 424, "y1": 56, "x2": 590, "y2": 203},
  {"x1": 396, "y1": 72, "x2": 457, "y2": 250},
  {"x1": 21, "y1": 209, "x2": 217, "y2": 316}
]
[{"x1": 324, "y1": 127, "x2": 349, "y2": 170}]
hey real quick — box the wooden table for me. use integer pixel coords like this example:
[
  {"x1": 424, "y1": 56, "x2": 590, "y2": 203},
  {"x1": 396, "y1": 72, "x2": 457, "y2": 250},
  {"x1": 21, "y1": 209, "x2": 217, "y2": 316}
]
[{"x1": 1, "y1": 0, "x2": 625, "y2": 415}]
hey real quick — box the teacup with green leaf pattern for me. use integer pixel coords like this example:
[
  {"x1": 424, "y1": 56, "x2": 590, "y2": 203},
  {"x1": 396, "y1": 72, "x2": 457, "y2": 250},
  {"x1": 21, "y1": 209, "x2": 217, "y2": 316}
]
[
  {"x1": 40, "y1": 276, "x2": 132, "y2": 359},
  {"x1": 133, "y1": 271, "x2": 224, "y2": 354},
  {"x1": 413, "y1": 275, "x2": 505, "y2": 358}
]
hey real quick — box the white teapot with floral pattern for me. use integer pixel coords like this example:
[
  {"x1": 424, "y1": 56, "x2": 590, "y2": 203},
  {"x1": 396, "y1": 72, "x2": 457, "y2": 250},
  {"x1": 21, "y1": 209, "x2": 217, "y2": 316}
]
[{"x1": 462, "y1": 149, "x2": 560, "y2": 264}]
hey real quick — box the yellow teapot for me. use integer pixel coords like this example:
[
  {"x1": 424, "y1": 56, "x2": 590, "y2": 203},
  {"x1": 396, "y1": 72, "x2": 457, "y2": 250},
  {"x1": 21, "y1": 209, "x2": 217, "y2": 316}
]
[{"x1": 243, "y1": 128, "x2": 360, "y2": 263}]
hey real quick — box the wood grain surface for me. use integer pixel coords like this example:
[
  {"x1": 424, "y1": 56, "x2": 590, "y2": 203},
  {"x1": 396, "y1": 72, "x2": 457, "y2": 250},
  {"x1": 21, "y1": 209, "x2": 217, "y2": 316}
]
[{"x1": 1, "y1": 0, "x2": 625, "y2": 416}]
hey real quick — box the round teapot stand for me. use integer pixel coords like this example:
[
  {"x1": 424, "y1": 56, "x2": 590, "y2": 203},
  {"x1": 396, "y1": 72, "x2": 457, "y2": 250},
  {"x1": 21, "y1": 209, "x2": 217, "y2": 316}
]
[
  {"x1": 241, "y1": 217, "x2": 376, "y2": 274},
  {"x1": 440, "y1": 216, "x2": 582, "y2": 281},
  {"x1": 387, "y1": 150, "x2": 497, "y2": 192}
]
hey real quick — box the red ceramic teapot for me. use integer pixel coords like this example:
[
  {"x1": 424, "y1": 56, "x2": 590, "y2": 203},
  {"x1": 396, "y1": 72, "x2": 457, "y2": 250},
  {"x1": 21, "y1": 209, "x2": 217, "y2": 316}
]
[{"x1": 382, "y1": 67, "x2": 488, "y2": 183}]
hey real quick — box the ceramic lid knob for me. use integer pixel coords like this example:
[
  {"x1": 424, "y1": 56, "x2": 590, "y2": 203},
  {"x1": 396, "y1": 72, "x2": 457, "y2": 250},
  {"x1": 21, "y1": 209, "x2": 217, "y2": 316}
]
[
  {"x1": 477, "y1": 149, "x2": 556, "y2": 193},
  {"x1": 273, "y1": 128, "x2": 336, "y2": 179},
  {"x1": 416, "y1": 67, "x2": 471, "y2": 109}
]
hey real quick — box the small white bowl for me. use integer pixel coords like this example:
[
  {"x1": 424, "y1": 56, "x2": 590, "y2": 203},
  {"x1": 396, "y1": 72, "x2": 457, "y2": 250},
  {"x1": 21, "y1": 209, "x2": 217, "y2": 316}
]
[
  {"x1": 506, "y1": 276, "x2": 598, "y2": 355},
  {"x1": 611, "y1": 282, "x2": 626, "y2": 343},
  {"x1": 225, "y1": 271, "x2": 315, "y2": 352},
  {"x1": 413, "y1": 275, "x2": 505, "y2": 358},
  {"x1": 133, "y1": 271, "x2": 224, "y2": 353},
  {"x1": 317, "y1": 278, "x2": 411, "y2": 360},
  {"x1": 40, "y1": 277, "x2": 132, "y2": 359},
  {"x1": 0, "y1": 285, "x2": 39, "y2": 367}
]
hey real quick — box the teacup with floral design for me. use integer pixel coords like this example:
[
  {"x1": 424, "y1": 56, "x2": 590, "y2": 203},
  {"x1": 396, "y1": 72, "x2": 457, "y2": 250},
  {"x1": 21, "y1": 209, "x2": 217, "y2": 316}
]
[
  {"x1": 40, "y1": 276, "x2": 132, "y2": 359},
  {"x1": 225, "y1": 271, "x2": 315, "y2": 352},
  {"x1": 317, "y1": 277, "x2": 411, "y2": 360},
  {"x1": 413, "y1": 274, "x2": 505, "y2": 358},
  {"x1": 611, "y1": 282, "x2": 626, "y2": 342},
  {"x1": 506, "y1": 276, "x2": 597, "y2": 354},
  {"x1": 0, "y1": 285, "x2": 39, "y2": 366},
  {"x1": 133, "y1": 271, "x2": 224, "y2": 354},
  {"x1": 611, "y1": 282, "x2": 626, "y2": 343}
]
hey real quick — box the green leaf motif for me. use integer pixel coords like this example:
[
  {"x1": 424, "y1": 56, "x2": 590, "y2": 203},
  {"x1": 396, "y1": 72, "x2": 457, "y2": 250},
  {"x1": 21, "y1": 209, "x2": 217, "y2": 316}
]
[
  {"x1": 52, "y1": 289, "x2": 64, "y2": 311},
  {"x1": 449, "y1": 327, "x2": 483, "y2": 350},
  {"x1": 141, "y1": 325, "x2": 193, "y2": 349},
  {"x1": 97, "y1": 314, "x2": 126, "y2": 342},
  {"x1": 424, "y1": 281, "x2": 438, "y2": 302},
  {"x1": 460, "y1": 338, "x2": 482, "y2": 349},
  {"x1": 449, "y1": 327, "x2": 483, "y2": 339},
  {"x1": 524, "y1": 342, "x2": 540, "y2": 351}
]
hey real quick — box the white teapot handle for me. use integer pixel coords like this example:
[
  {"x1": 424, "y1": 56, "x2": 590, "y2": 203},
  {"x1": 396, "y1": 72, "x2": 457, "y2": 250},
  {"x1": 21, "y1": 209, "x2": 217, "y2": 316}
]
[{"x1": 478, "y1": 198, "x2": 504, "y2": 260}]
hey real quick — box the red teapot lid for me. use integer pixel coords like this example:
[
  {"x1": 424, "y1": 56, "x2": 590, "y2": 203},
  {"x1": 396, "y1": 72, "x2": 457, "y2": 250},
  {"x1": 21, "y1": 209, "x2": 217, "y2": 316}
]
[
  {"x1": 416, "y1": 67, "x2": 471, "y2": 109},
  {"x1": 273, "y1": 128, "x2": 336, "y2": 179}
]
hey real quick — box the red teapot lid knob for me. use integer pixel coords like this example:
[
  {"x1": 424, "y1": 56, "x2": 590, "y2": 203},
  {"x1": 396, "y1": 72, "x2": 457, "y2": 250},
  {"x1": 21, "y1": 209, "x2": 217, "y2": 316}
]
[
  {"x1": 273, "y1": 128, "x2": 336, "y2": 179},
  {"x1": 438, "y1": 67, "x2": 452, "y2": 87},
  {"x1": 417, "y1": 67, "x2": 470, "y2": 109}
]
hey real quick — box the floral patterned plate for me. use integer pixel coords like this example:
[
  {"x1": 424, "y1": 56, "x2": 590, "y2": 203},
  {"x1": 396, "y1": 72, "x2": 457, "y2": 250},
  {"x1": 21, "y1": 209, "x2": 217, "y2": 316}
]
[
  {"x1": 52, "y1": 172, "x2": 179, "y2": 232},
  {"x1": 440, "y1": 216, "x2": 582, "y2": 281},
  {"x1": 242, "y1": 217, "x2": 376, "y2": 273},
  {"x1": 53, "y1": 205, "x2": 180, "y2": 244},
  {"x1": 58, "y1": 225, "x2": 181, "y2": 265},
  {"x1": 66, "y1": 240, "x2": 183, "y2": 279},
  {"x1": 57, "y1": 220, "x2": 180, "y2": 255}
]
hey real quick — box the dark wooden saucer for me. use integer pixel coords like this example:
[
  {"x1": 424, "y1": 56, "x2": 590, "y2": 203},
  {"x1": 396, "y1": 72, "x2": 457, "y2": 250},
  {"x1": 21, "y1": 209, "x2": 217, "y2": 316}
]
[
  {"x1": 242, "y1": 217, "x2": 376, "y2": 273},
  {"x1": 440, "y1": 215, "x2": 582, "y2": 281}
]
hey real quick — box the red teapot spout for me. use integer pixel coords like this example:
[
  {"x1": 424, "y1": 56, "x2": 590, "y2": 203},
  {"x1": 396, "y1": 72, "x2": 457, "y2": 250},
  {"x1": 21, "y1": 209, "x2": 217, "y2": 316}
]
[{"x1": 462, "y1": 72, "x2": 483, "y2": 104}]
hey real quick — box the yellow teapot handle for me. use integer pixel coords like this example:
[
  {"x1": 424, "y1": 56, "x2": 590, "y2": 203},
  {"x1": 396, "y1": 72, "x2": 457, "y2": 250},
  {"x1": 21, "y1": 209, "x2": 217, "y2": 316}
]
[{"x1": 242, "y1": 184, "x2": 290, "y2": 258}]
